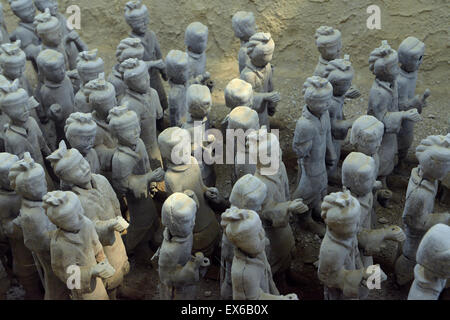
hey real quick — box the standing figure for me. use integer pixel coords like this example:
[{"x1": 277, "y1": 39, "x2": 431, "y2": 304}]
[
  {"x1": 292, "y1": 76, "x2": 336, "y2": 236},
  {"x1": 124, "y1": 0, "x2": 168, "y2": 115},
  {"x1": 323, "y1": 55, "x2": 355, "y2": 183},
  {"x1": 221, "y1": 207, "x2": 298, "y2": 300},
  {"x1": 0, "y1": 41, "x2": 32, "y2": 96},
  {"x1": 318, "y1": 191, "x2": 387, "y2": 300},
  {"x1": 47, "y1": 142, "x2": 130, "y2": 300},
  {"x1": 8, "y1": 152, "x2": 69, "y2": 299},
  {"x1": 9, "y1": 0, "x2": 40, "y2": 69},
  {"x1": 240, "y1": 32, "x2": 280, "y2": 129},
  {"x1": 44, "y1": 190, "x2": 115, "y2": 300},
  {"x1": 232, "y1": 11, "x2": 258, "y2": 74},
  {"x1": 74, "y1": 50, "x2": 105, "y2": 112},
  {"x1": 166, "y1": 50, "x2": 189, "y2": 127},
  {"x1": 185, "y1": 22, "x2": 212, "y2": 89},
  {"x1": 0, "y1": 4, "x2": 9, "y2": 44},
  {"x1": 367, "y1": 40, "x2": 421, "y2": 188},
  {"x1": 109, "y1": 38, "x2": 145, "y2": 101},
  {"x1": 0, "y1": 152, "x2": 42, "y2": 299},
  {"x1": 37, "y1": 49, "x2": 75, "y2": 145},
  {"x1": 64, "y1": 113, "x2": 100, "y2": 174},
  {"x1": 120, "y1": 58, "x2": 163, "y2": 169},
  {"x1": 395, "y1": 134, "x2": 450, "y2": 286},
  {"x1": 158, "y1": 127, "x2": 221, "y2": 257},
  {"x1": 108, "y1": 106, "x2": 164, "y2": 258},
  {"x1": 397, "y1": 37, "x2": 430, "y2": 169},
  {"x1": 408, "y1": 224, "x2": 450, "y2": 300},
  {"x1": 182, "y1": 84, "x2": 216, "y2": 187},
  {"x1": 158, "y1": 192, "x2": 210, "y2": 300}
]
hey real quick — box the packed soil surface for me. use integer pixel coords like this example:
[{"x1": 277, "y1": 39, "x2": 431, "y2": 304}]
[{"x1": 2, "y1": 0, "x2": 449, "y2": 300}]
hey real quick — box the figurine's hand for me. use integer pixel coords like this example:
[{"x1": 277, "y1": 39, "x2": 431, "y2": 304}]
[
  {"x1": 49, "y1": 104, "x2": 63, "y2": 121},
  {"x1": 205, "y1": 187, "x2": 219, "y2": 202},
  {"x1": 152, "y1": 59, "x2": 165, "y2": 71},
  {"x1": 110, "y1": 216, "x2": 129, "y2": 233},
  {"x1": 91, "y1": 260, "x2": 115, "y2": 279},
  {"x1": 373, "y1": 180, "x2": 383, "y2": 191},
  {"x1": 67, "y1": 30, "x2": 80, "y2": 42},
  {"x1": 193, "y1": 252, "x2": 210, "y2": 268},
  {"x1": 288, "y1": 199, "x2": 309, "y2": 215},
  {"x1": 345, "y1": 87, "x2": 361, "y2": 99},
  {"x1": 283, "y1": 293, "x2": 299, "y2": 300},
  {"x1": 203, "y1": 72, "x2": 211, "y2": 80},
  {"x1": 404, "y1": 109, "x2": 422, "y2": 122},
  {"x1": 265, "y1": 91, "x2": 281, "y2": 103},
  {"x1": 150, "y1": 168, "x2": 165, "y2": 183},
  {"x1": 384, "y1": 225, "x2": 406, "y2": 242}
]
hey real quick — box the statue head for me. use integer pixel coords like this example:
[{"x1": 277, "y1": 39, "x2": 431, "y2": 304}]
[
  {"x1": 302, "y1": 76, "x2": 333, "y2": 115},
  {"x1": 76, "y1": 49, "x2": 105, "y2": 85},
  {"x1": 342, "y1": 152, "x2": 377, "y2": 197},
  {"x1": 36, "y1": 49, "x2": 66, "y2": 83},
  {"x1": 369, "y1": 40, "x2": 399, "y2": 82},
  {"x1": 0, "y1": 79, "x2": 30, "y2": 124},
  {"x1": 9, "y1": 0, "x2": 35, "y2": 23},
  {"x1": 120, "y1": 58, "x2": 149, "y2": 94},
  {"x1": 246, "y1": 32, "x2": 274, "y2": 67},
  {"x1": 323, "y1": 54, "x2": 354, "y2": 97},
  {"x1": 47, "y1": 140, "x2": 92, "y2": 188},
  {"x1": 34, "y1": 8, "x2": 62, "y2": 47},
  {"x1": 398, "y1": 36, "x2": 425, "y2": 73},
  {"x1": 232, "y1": 11, "x2": 257, "y2": 42},
  {"x1": 85, "y1": 73, "x2": 117, "y2": 119},
  {"x1": 416, "y1": 134, "x2": 450, "y2": 181},
  {"x1": 108, "y1": 106, "x2": 141, "y2": 149},
  {"x1": 43, "y1": 190, "x2": 84, "y2": 233},
  {"x1": 9, "y1": 152, "x2": 47, "y2": 201},
  {"x1": 315, "y1": 26, "x2": 342, "y2": 61},
  {"x1": 116, "y1": 38, "x2": 145, "y2": 64},
  {"x1": 350, "y1": 115, "x2": 384, "y2": 156},
  {"x1": 165, "y1": 50, "x2": 189, "y2": 85},
  {"x1": 64, "y1": 112, "x2": 97, "y2": 156},
  {"x1": 0, "y1": 153, "x2": 19, "y2": 191},
  {"x1": 229, "y1": 174, "x2": 267, "y2": 212},
  {"x1": 186, "y1": 84, "x2": 211, "y2": 119},
  {"x1": 224, "y1": 78, "x2": 253, "y2": 109},
  {"x1": 34, "y1": 0, "x2": 58, "y2": 15},
  {"x1": 124, "y1": 0, "x2": 149, "y2": 35},
  {"x1": 162, "y1": 192, "x2": 197, "y2": 238},
  {"x1": 185, "y1": 22, "x2": 208, "y2": 54},
  {"x1": 0, "y1": 41, "x2": 26, "y2": 80},
  {"x1": 226, "y1": 106, "x2": 259, "y2": 131},
  {"x1": 158, "y1": 127, "x2": 191, "y2": 166}
]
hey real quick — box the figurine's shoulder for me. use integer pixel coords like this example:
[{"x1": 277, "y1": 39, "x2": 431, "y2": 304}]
[
  {"x1": 294, "y1": 116, "x2": 316, "y2": 136},
  {"x1": 240, "y1": 68, "x2": 257, "y2": 85}
]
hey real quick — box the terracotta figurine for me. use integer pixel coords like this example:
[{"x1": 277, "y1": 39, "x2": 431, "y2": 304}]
[
  {"x1": 232, "y1": 11, "x2": 258, "y2": 74},
  {"x1": 166, "y1": 49, "x2": 189, "y2": 127}
]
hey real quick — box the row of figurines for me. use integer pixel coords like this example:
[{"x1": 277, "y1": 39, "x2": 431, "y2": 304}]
[{"x1": 0, "y1": 0, "x2": 449, "y2": 300}]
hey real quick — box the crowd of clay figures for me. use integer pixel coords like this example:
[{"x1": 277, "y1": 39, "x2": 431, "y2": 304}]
[{"x1": 0, "y1": 0, "x2": 448, "y2": 301}]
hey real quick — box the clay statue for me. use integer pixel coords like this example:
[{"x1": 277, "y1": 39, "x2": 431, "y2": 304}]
[
  {"x1": 397, "y1": 37, "x2": 430, "y2": 169},
  {"x1": 408, "y1": 224, "x2": 450, "y2": 300},
  {"x1": 74, "y1": 49, "x2": 105, "y2": 112},
  {"x1": 226, "y1": 106, "x2": 259, "y2": 184},
  {"x1": 64, "y1": 112, "x2": 100, "y2": 174},
  {"x1": 8, "y1": 152, "x2": 69, "y2": 299},
  {"x1": 292, "y1": 76, "x2": 336, "y2": 236},
  {"x1": 46, "y1": 141, "x2": 129, "y2": 299},
  {"x1": 0, "y1": 152, "x2": 43, "y2": 299},
  {"x1": 313, "y1": 26, "x2": 360, "y2": 99},
  {"x1": 158, "y1": 192, "x2": 210, "y2": 300},
  {"x1": 158, "y1": 127, "x2": 221, "y2": 257},
  {"x1": 0, "y1": 40, "x2": 32, "y2": 96},
  {"x1": 120, "y1": 58, "x2": 163, "y2": 169},
  {"x1": 318, "y1": 190, "x2": 387, "y2": 300},
  {"x1": 240, "y1": 32, "x2": 280, "y2": 129},
  {"x1": 367, "y1": 40, "x2": 422, "y2": 188},
  {"x1": 232, "y1": 11, "x2": 258, "y2": 74},
  {"x1": 395, "y1": 134, "x2": 450, "y2": 286},
  {"x1": 342, "y1": 152, "x2": 406, "y2": 270},
  {"x1": 323, "y1": 55, "x2": 355, "y2": 183},
  {"x1": 125, "y1": 0, "x2": 168, "y2": 115},
  {"x1": 43, "y1": 190, "x2": 115, "y2": 300},
  {"x1": 182, "y1": 84, "x2": 216, "y2": 187},
  {"x1": 108, "y1": 106, "x2": 165, "y2": 258},
  {"x1": 37, "y1": 49, "x2": 75, "y2": 144},
  {"x1": 9, "y1": 0, "x2": 40, "y2": 69},
  {"x1": 0, "y1": 4, "x2": 9, "y2": 45},
  {"x1": 165, "y1": 50, "x2": 189, "y2": 127},
  {"x1": 34, "y1": 0, "x2": 88, "y2": 70},
  {"x1": 221, "y1": 207, "x2": 298, "y2": 300}
]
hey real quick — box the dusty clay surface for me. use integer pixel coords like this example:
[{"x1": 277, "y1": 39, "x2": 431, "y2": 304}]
[{"x1": 2, "y1": 0, "x2": 449, "y2": 300}]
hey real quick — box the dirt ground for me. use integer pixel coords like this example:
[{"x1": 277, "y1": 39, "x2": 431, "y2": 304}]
[{"x1": 2, "y1": 0, "x2": 449, "y2": 300}]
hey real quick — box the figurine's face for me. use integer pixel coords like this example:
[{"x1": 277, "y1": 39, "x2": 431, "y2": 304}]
[
  {"x1": 35, "y1": 0, "x2": 58, "y2": 15},
  {"x1": 330, "y1": 77, "x2": 352, "y2": 97},
  {"x1": 6, "y1": 101, "x2": 30, "y2": 123},
  {"x1": 63, "y1": 157, "x2": 92, "y2": 187},
  {"x1": 43, "y1": 63, "x2": 65, "y2": 83},
  {"x1": 401, "y1": 52, "x2": 424, "y2": 73},
  {"x1": 307, "y1": 97, "x2": 330, "y2": 115},
  {"x1": 41, "y1": 27, "x2": 63, "y2": 48},
  {"x1": 126, "y1": 72, "x2": 149, "y2": 94},
  {"x1": 376, "y1": 56, "x2": 400, "y2": 82},
  {"x1": 318, "y1": 42, "x2": 342, "y2": 61},
  {"x1": 14, "y1": 4, "x2": 36, "y2": 23},
  {"x1": 129, "y1": 17, "x2": 149, "y2": 35},
  {"x1": 2, "y1": 63, "x2": 26, "y2": 81},
  {"x1": 56, "y1": 211, "x2": 83, "y2": 233},
  {"x1": 350, "y1": 170, "x2": 376, "y2": 196},
  {"x1": 422, "y1": 159, "x2": 450, "y2": 181},
  {"x1": 250, "y1": 50, "x2": 273, "y2": 68},
  {"x1": 117, "y1": 123, "x2": 141, "y2": 148},
  {"x1": 20, "y1": 169, "x2": 47, "y2": 200},
  {"x1": 357, "y1": 137, "x2": 382, "y2": 156},
  {"x1": 67, "y1": 132, "x2": 95, "y2": 156}
]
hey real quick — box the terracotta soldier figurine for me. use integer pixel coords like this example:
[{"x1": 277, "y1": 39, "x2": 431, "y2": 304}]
[
  {"x1": 395, "y1": 134, "x2": 450, "y2": 286},
  {"x1": 37, "y1": 49, "x2": 75, "y2": 144},
  {"x1": 120, "y1": 58, "x2": 163, "y2": 169},
  {"x1": 182, "y1": 84, "x2": 216, "y2": 187},
  {"x1": 408, "y1": 224, "x2": 450, "y2": 300},
  {"x1": 318, "y1": 190, "x2": 387, "y2": 300},
  {"x1": 64, "y1": 113, "x2": 100, "y2": 174},
  {"x1": 367, "y1": 40, "x2": 422, "y2": 188},
  {"x1": 158, "y1": 192, "x2": 210, "y2": 300},
  {"x1": 0, "y1": 3, "x2": 9, "y2": 45},
  {"x1": 109, "y1": 38, "x2": 145, "y2": 101},
  {"x1": 124, "y1": 0, "x2": 168, "y2": 116},
  {"x1": 158, "y1": 127, "x2": 221, "y2": 257},
  {"x1": 185, "y1": 22, "x2": 212, "y2": 90},
  {"x1": 47, "y1": 141, "x2": 130, "y2": 300},
  {"x1": 108, "y1": 106, "x2": 165, "y2": 258},
  {"x1": 323, "y1": 55, "x2": 355, "y2": 183},
  {"x1": 292, "y1": 76, "x2": 336, "y2": 236},
  {"x1": 221, "y1": 207, "x2": 298, "y2": 300},
  {"x1": 74, "y1": 50, "x2": 105, "y2": 112},
  {"x1": 397, "y1": 37, "x2": 430, "y2": 170},
  {"x1": 166, "y1": 49, "x2": 189, "y2": 127},
  {"x1": 8, "y1": 152, "x2": 69, "y2": 299},
  {"x1": 224, "y1": 78, "x2": 254, "y2": 111},
  {"x1": 232, "y1": 11, "x2": 258, "y2": 74},
  {"x1": 240, "y1": 32, "x2": 280, "y2": 129},
  {"x1": 313, "y1": 26, "x2": 360, "y2": 99},
  {"x1": 44, "y1": 190, "x2": 115, "y2": 300},
  {"x1": 9, "y1": 0, "x2": 41, "y2": 70},
  {"x1": 0, "y1": 41, "x2": 32, "y2": 96},
  {"x1": 0, "y1": 152, "x2": 43, "y2": 299}
]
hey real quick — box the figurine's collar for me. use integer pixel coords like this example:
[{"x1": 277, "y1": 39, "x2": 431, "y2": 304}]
[
  {"x1": 7, "y1": 122, "x2": 28, "y2": 137},
  {"x1": 326, "y1": 229, "x2": 356, "y2": 251},
  {"x1": 117, "y1": 145, "x2": 140, "y2": 160},
  {"x1": 92, "y1": 112, "x2": 108, "y2": 129},
  {"x1": 302, "y1": 105, "x2": 325, "y2": 122},
  {"x1": 44, "y1": 78, "x2": 64, "y2": 89},
  {"x1": 410, "y1": 167, "x2": 437, "y2": 194},
  {"x1": 163, "y1": 228, "x2": 192, "y2": 243},
  {"x1": 22, "y1": 198, "x2": 43, "y2": 209},
  {"x1": 125, "y1": 88, "x2": 147, "y2": 102},
  {"x1": 130, "y1": 31, "x2": 146, "y2": 39},
  {"x1": 55, "y1": 227, "x2": 83, "y2": 244},
  {"x1": 400, "y1": 68, "x2": 417, "y2": 80},
  {"x1": 246, "y1": 61, "x2": 270, "y2": 78},
  {"x1": 186, "y1": 50, "x2": 204, "y2": 61},
  {"x1": 168, "y1": 163, "x2": 190, "y2": 172},
  {"x1": 234, "y1": 247, "x2": 266, "y2": 263},
  {"x1": 18, "y1": 22, "x2": 35, "y2": 32},
  {"x1": 375, "y1": 78, "x2": 397, "y2": 93},
  {"x1": 318, "y1": 55, "x2": 330, "y2": 66}
]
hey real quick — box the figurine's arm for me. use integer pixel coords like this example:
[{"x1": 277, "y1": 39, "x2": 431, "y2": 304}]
[
  {"x1": 408, "y1": 264, "x2": 446, "y2": 300},
  {"x1": 292, "y1": 120, "x2": 314, "y2": 161},
  {"x1": 159, "y1": 251, "x2": 208, "y2": 286},
  {"x1": 422, "y1": 212, "x2": 450, "y2": 230},
  {"x1": 358, "y1": 225, "x2": 405, "y2": 255},
  {"x1": 266, "y1": 66, "x2": 278, "y2": 116},
  {"x1": 331, "y1": 118, "x2": 354, "y2": 140},
  {"x1": 240, "y1": 71, "x2": 279, "y2": 113},
  {"x1": 65, "y1": 30, "x2": 88, "y2": 52},
  {"x1": 261, "y1": 198, "x2": 307, "y2": 228},
  {"x1": 325, "y1": 115, "x2": 337, "y2": 166}
]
